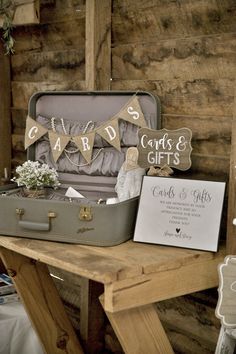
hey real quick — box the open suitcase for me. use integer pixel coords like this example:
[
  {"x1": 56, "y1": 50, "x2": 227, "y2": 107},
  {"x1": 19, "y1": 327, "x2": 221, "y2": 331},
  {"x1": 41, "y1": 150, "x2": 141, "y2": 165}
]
[{"x1": 0, "y1": 91, "x2": 161, "y2": 246}]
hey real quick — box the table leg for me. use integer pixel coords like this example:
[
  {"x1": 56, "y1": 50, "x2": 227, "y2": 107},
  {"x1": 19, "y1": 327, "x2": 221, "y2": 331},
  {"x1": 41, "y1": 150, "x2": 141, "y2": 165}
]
[
  {"x1": 80, "y1": 279, "x2": 105, "y2": 353},
  {"x1": 102, "y1": 302, "x2": 174, "y2": 354},
  {"x1": 0, "y1": 247, "x2": 84, "y2": 354}
]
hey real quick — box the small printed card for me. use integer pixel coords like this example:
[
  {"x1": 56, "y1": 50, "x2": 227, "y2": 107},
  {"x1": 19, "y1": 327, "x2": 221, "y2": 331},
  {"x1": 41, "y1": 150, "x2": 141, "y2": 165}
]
[{"x1": 134, "y1": 176, "x2": 225, "y2": 252}]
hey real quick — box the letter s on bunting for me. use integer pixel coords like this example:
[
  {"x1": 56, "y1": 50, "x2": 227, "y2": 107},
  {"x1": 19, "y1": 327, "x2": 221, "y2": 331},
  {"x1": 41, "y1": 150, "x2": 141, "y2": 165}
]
[{"x1": 137, "y1": 127, "x2": 192, "y2": 171}]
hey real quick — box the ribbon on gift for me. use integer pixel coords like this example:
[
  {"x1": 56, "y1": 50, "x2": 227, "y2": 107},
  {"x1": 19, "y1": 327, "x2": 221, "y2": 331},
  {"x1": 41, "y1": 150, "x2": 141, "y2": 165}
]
[{"x1": 147, "y1": 165, "x2": 174, "y2": 177}]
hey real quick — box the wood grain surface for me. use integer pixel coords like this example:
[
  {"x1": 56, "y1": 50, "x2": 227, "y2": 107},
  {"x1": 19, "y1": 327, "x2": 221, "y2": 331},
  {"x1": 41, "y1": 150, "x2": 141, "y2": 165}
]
[
  {"x1": 85, "y1": 0, "x2": 111, "y2": 90},
  {"x1": 0, "y1": 236, "x2": 225, "y2": 286},
  {"x1": 0, "y1": 247, "x2": 84, "y2": 354}
]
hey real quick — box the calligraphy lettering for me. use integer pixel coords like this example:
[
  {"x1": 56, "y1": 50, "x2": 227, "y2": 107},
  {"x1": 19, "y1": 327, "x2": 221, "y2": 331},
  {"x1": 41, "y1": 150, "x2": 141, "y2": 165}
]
[
  {"x1": 53, "y1": 137, "x2": 61, "y2": 151},
  {"x1": 28, "y1": 126, "x2": 38, "y2": 140},
  {"x1": 127, "y1": 106, "x2": 140, "y2": 120},
  {"x1": 176, "y1": 136, "x2": 187, "y2": 151}
]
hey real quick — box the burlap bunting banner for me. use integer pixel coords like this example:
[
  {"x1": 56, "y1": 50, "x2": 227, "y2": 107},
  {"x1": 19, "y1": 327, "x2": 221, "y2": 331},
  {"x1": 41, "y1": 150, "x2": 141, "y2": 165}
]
[
  {"x1": 118, "y1": 96, "x2": 147, "y2": 128},
  {"x1": 25, "y1": 116, "x2": 48, "y2": 149},
  {"x1": 72, "y1": 131, "x2": 95, "y2": 163},
  {"x1": 48, "y1": 131, "x2": 71, "y2": 162},
  {"x1": 24, "y1": 95, "x2": 147, "y2": 164},
  {"x1": 97, "y1": 119, "x2": 121, "y2": 152}
]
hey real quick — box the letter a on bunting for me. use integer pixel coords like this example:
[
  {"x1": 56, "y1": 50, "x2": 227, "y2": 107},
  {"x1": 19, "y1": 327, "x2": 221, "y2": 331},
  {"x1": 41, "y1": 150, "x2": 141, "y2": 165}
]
[
  {"x1": 48, "y1": 131, "x2": 70, "y2": 162},
  {"x1": 118, "y1": 96, "x2": 147, "y2": 128},
  {"x1": 25, "y1": 116, "x2": 48, "y2": 149}
]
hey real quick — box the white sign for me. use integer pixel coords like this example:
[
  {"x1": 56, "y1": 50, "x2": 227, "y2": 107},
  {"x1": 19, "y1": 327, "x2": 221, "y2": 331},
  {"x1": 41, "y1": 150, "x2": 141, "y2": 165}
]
[{"x1": 134, "y1": 177, "x2": 225, "y2": 252}]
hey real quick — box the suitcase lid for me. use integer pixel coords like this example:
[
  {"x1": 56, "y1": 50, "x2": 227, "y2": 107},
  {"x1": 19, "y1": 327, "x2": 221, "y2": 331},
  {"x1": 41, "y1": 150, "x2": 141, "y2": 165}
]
[{"x1": 27, "y1": 91, "x2": 161, "y2": 190}]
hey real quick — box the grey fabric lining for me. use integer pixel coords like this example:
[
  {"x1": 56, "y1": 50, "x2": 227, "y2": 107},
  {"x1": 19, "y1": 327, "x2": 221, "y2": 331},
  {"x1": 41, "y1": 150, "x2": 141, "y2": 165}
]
[
  {"x1": 34, "y1": 105, "x2": 152, "y2": 179},
  {"x1": 36, "y1": 140, "x2": 129, "y2": 177},
  {"x1": 36, "y1": 113, "x2": 144, "y2": 176},
  {"x1": 37, "y1": 114, "x2": 146, "y2": 147}
]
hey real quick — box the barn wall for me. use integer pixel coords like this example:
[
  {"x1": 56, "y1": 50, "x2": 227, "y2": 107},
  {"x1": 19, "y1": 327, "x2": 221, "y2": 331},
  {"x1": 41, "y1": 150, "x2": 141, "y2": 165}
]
[
  {"x1": 11, "y1": 0, "x2": 86, "y2": 168},
  {"x1": 11, "y1": 0, "x2": 236, "y2": 177},
  {"x1": 8, "y1": 0, "x2": 236, "y2": 353},
  {"x1": 111, "y1": 0, "x2": 236, "y2": 180}
]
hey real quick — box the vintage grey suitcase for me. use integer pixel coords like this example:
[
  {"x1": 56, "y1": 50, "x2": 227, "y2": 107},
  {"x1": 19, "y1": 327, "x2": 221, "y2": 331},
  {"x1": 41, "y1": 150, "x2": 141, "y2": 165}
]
[{"x1": 0, "y1": 91, "x2": 161, "y2": 246}]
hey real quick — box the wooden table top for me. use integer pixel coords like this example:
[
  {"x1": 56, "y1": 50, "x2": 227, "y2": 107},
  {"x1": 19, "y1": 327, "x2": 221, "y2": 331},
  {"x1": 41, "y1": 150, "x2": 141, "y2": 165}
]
[{"x1": 0, "y1": 236, "x2": 226, "y2": 285}]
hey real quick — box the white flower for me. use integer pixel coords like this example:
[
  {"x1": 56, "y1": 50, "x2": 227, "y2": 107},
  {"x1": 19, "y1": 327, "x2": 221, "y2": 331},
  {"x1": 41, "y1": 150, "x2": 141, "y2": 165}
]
[{"x1": 12, "y1": 160, "x2": 60, "y2": 190}]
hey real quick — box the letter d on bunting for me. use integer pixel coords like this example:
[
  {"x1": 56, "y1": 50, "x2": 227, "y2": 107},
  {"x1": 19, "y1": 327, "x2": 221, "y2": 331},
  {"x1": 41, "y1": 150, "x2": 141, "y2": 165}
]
[{"x1": 97, "y1": 119, "x2": 121, "y2": 152}]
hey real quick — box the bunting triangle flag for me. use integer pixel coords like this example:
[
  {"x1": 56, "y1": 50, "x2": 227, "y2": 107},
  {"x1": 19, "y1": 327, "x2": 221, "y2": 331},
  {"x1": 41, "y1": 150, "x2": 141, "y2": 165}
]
[
  {"x1": 73, "y1": 131, "x2": 95, "y2": 163},
  {"x1": 97, "y1": 119, "x2": 121, "y2": 152},
  {"x1": 48, "y1": 131, "x2": 71, "y2": 162},
  {"x1": 118, "y1": 96, "x2": 147, "y2": 128},
  {"x1": 24, "y1": 95, "x2": 148, "y2": 165},
  {"x1": 25, "y1": 116, "x2": 48, "y2": 149}
]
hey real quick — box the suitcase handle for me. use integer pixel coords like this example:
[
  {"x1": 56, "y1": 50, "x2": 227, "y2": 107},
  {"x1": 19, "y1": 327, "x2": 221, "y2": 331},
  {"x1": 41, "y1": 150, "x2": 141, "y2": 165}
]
[
  {"x1": 16, "y1": 209, "x2": 57, "y2": 231},
  {"x1": 18, "y1": 220, "x2": 50, "y2": 231}
]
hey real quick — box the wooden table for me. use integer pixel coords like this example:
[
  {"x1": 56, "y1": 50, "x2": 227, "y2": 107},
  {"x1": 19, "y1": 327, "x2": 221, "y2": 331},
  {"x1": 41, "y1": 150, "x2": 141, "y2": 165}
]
[{"x1": 0, "y1": 236, "x2": 226, "y2": 354}]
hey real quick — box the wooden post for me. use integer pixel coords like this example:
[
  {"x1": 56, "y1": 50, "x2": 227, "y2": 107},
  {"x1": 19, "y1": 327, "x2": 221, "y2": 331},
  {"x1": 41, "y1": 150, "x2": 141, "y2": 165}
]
[
  {"x1": 227, "y1": 88, "x2": 236, "y2": 253},
  {"x1": 85, "y1": 0, "x2": 111, "y2": 90},
  {"x1": 83, "y1": 1, "x2": 112, "y2": 351},
  {"x1": 0, "y1": 248, "x2": 84, "y2": 354},
  {"x1": 80, "y1": 279, "x2": 105, "y2": 353},
  {"x1": 0, "y1": 42, "x2": 11, "y2": 180}
]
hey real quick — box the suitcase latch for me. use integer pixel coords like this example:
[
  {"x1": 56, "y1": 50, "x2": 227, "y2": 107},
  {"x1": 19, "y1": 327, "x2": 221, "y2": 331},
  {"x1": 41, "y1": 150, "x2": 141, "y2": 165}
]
[
  {"x1": 16, "y1": 208, "x2": 24, "y2": 217},
  {"x1": 79, "y1": 207, "x2": 93, "y2": 221}
]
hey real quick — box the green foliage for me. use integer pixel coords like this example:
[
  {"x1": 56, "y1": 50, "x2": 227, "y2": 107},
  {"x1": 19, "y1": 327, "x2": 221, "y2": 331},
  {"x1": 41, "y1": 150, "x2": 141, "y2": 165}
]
[{"x1": 0, "y1": 0, "x2": 15, "y2": 55}]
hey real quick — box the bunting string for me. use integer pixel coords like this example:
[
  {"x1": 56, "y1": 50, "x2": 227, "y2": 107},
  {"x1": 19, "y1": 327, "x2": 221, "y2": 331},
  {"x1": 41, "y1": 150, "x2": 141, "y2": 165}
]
[{"x1": 24, "y1": 95, "x2": 147, "y2": 164}]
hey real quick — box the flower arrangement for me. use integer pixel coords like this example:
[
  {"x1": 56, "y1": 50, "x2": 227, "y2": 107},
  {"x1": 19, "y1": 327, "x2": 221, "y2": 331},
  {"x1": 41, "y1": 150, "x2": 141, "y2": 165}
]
[{"x1": 12, "y1": 160, "x2": 60, "y2": 190}]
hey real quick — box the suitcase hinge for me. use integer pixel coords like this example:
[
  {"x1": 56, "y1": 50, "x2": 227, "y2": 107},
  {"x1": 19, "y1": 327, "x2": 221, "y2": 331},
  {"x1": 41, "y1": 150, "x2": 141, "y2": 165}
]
[{"x1": 79, "y1": 207, "x2": 93, "y2": 221}]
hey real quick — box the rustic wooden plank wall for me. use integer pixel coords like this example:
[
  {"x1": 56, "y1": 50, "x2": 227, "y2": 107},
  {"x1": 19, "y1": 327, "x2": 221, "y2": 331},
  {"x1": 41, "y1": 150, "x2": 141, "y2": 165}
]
[
  {"x1": 11, "y1": 0, "x2": 86, "y2": 168},
  {"x1": 11, "y1": 0, "x2": 236, "y2": 178},
  {"x1": 0, "y1": 0, "x2": 40, "y2": 27},
  {"x1": 8, "y1": 0, "x2": 236, "y2": 353},
  {"x1": 111, "y1": 0, "x2": 236, "y2": 180}
]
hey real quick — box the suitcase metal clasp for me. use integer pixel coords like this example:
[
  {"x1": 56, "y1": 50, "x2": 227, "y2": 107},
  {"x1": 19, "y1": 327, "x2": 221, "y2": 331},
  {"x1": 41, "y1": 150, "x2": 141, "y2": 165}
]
[
  {"x1": 79, "y1": 207, "x2": 93, "y2": 221},
  {"x1": 16, "y1": 208, "x2": 24, "y2": 217}
]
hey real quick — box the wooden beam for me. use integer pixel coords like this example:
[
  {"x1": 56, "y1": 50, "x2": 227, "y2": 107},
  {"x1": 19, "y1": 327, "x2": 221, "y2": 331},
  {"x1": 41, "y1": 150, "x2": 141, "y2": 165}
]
[
  {"x1": 103, "y1": 248, "x2": 225, "y2": 312},
  {"x1": 80, "y1": 279, "x2": 105, "y2": 353},
  {"x1": 0, "y1": 248, "x2": 84, "y2": 354},
  {"x1": 227, "y1": 87, "x2": 236, "y2": 253},
  {"x1": 47, "y1": 267, "x2": 105, "y2": 353},
  {"x1": 0, "y1": 42, "x2": 11, "y2": 180},
  {"x1": 102, "y1": 300, "x2": 174, "y2": 354},
  {"x1": 85, "y1": 0, "x2": 111, "y2": 90}
]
